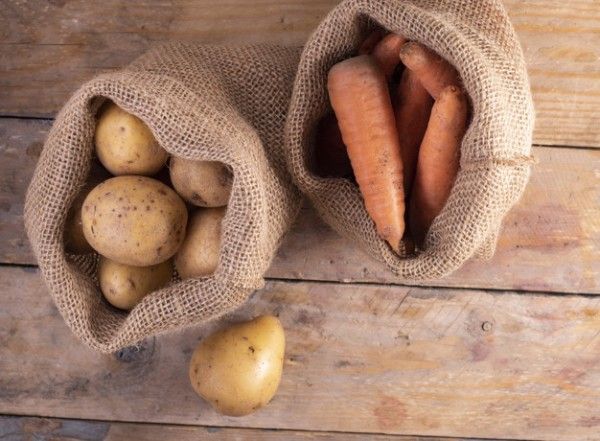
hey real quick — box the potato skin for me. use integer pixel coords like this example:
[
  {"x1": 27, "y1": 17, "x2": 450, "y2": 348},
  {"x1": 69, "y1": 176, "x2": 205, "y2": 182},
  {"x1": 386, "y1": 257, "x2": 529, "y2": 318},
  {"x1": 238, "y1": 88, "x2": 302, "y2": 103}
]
[
  {"x1": 98, "y1": 256, "x2": 173, "y2": 310},
  {"x1": 170, "y1": 158, "x2": 232, "y2": 207},
  {"x1": 82, "y1": 176, "x2": 188, "y2": 266},
  {"x1": 95, "y1": 102, "x2": 168, "y2": 176},
  {"x1": 189, "y1": 315, "x2": 285, "y2": 416},
  {"x1": 175, "y1": 207, "x2": 224, "y2": 279}
]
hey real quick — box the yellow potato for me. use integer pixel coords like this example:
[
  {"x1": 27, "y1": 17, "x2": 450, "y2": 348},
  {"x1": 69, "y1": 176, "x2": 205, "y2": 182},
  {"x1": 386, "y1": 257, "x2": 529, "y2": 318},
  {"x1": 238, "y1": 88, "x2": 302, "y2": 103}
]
[
  {"x1": 170, "y1": 157, "x2": 232, "y2": 207},
  {"x1": 82, "y1": 176, "x2": 188, "y2": 266},
  {"x1": 189, "y1": 315, "x2": 285, "y2": 416},
  {"x1": 98, "y1": 256, "x2": 173, "y2": 310},
  {"x1": 95, "y1": 102, "x2": 168, "y2": 176},
  {"x1": 175, "y1": 207, "x2": 224, "y2": 279}
]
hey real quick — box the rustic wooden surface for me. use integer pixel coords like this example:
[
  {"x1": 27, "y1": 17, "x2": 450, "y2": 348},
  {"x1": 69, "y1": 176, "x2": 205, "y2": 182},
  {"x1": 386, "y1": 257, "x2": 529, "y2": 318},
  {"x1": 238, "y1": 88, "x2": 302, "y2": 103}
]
[
  {"x1": 1, "y1": 1, "x2": 599, "y2": 440},
  {"x1": 1, "y1": 0, "x2": 599, "y2": 147},
  {"x1": 1, "y1": 268, "x2": 600, "y2": 440},
  {"x1": 0, "y1": 416, "x2": 480, "y2": 441},
  {"x1": 1, "y1": 118, "x2": 599, "y2": 293}
]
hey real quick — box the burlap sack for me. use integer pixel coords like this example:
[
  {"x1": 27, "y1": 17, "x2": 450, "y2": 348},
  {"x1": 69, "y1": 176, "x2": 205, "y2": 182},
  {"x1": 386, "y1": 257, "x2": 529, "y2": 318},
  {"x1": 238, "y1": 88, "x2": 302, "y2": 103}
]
[
  {"x1": 285, "y1": 0, "x2": 535, "y2": 280},
  {"x1": 25, "y1": 43, "x2": 302, "y2": 353}
]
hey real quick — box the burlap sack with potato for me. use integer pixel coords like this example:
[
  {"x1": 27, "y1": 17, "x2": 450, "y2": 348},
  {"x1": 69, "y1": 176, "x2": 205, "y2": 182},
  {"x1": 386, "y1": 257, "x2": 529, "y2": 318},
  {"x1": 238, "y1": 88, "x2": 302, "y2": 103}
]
[
  {"x1": 25, "y1": 43, "x2": 302, "y2": 353},
  {"x1": 285, "y1": 0, "x2": 535, "y2": 280}
]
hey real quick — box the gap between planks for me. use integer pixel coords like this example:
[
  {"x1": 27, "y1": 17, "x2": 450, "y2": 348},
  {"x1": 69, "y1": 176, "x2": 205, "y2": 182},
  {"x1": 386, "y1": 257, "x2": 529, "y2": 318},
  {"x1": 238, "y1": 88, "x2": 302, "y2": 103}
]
[{"x1": 0, "y1": 414, "x2": 500, "y2": 441}]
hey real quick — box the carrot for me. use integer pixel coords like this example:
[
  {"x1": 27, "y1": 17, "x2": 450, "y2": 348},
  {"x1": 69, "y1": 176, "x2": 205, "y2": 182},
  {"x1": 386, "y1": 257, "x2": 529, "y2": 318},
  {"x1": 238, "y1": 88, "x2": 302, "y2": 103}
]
[
  {"x1": 371, "y1": 33, "x2": 407, "y2": 80},
  {"x1": 394, "y1": 68, "x2": 433, "y2": 195},
  {"x1": 328, "y1": 55, "x2": 405, "y2": 252},
  {"x1": 358, "y1": 29, "x2": 386, "y2": 55},
  {"x1": 399, "y1": 42, "x2": 461, "y2": 99},
  {"x1": 313, "y1": 112, "x2": 353, "y2": 178},
  {"x1": 409, "y1": 85, "x2": 468, "y2": 247}
]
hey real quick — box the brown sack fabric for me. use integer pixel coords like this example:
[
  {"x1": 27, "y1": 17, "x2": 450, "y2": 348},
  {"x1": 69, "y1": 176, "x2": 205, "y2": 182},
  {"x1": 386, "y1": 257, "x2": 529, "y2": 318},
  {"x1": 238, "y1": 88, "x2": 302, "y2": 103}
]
[
  {"x1": 25, "y1": 43, "x2": 302, "y2": 353},
  {"x1": 285, "y1": 0, "x2": 535, "y2": 280}
]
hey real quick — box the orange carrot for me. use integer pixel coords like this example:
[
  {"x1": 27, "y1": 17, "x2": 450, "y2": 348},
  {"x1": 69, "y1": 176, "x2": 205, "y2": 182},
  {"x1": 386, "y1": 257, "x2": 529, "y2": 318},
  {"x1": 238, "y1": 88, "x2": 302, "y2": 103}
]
[
  {"x1": 328, "y1": 55, "x2": 405, "y2": 252},
  {"x1": 358, "y1": 29, "x2": 386, "y2": 55},
  {"x1": 371, "y1": 33, "x2": 407, "y2": 80},
  {"x1": 399, "y1": 42, "x2": 461, "y2": 99},
  {"x1": 394, "y1": 69, "x2": 433, "y2": 195},
  {"x1": 409, "y1": 85, "x2": 468, "y2": 247},
  {"x1": 313, "y1": 112, "x2": 353, "y2": 178}
]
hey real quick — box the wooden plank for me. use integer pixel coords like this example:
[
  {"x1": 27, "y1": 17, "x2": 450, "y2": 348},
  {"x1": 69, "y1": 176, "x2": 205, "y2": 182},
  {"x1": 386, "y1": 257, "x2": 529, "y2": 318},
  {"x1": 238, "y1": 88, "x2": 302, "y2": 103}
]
[
  {"x1": 0, "y1": 416, "x2": 479, "y2": 441},
  {"x1": 503, "y1": 0, "x2": 600, "y2": 147},
  {"x1": 1, "y1": 267, "x2": 600, "y2": 440},
  {"x1": 0, "y1": 118, "x2": 47, "y2": 264},
  {"x1": 2, "y1": 118, "x2": 598, "y2": 293},
  {"x1": 1, "y1": 1, "x2": 599, "y2": 147}
]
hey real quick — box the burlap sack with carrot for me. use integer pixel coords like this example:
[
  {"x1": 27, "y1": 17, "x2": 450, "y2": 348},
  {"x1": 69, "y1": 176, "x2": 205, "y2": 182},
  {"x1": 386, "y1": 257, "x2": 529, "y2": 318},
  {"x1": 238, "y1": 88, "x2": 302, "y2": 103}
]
[
  {"x1": 25, "y1": 43, "x2": 302, "y2": 352},
  {"x1": 285, "y1": 0, "x2": 535, "y2": 280}
]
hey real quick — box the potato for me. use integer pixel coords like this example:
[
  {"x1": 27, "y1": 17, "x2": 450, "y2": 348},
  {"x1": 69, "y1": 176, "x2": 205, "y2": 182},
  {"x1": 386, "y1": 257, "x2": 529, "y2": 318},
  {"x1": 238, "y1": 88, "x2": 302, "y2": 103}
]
[
  {"x1": 82, "y1": 176, "x2": 188, "y2": 266},
  {"x1": 189, "y1": 315, "x2": 285, "y2": 416},
  {"x1": 175, "y1": 207, "x2": 224, "y2": 279},
  {"x1": 95, "y1": 102, "x2": 168, "y2": 176},
  {"x1": 98, "y1": 256, "x2": 173, "y2": 310},
  {"x1": 170, "y1": 157, "x2": 232, "y2": 207}
]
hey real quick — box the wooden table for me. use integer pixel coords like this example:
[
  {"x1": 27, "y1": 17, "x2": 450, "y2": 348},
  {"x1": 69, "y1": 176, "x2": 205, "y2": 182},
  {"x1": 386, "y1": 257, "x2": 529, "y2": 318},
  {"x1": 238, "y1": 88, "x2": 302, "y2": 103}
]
[{"x1": 1, "y1": 1, "x2": 599, "y2": 440}]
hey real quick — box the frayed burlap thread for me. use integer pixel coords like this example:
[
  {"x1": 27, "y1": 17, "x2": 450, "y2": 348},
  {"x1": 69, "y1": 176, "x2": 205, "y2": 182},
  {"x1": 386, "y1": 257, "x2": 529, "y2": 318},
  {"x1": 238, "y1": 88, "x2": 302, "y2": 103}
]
[
  {"x1": 285, "y1": 0, "x2": 535, "y2": 280},
  {"x1": 25, "y1": 43, "x2": 302, "y2": 353}
]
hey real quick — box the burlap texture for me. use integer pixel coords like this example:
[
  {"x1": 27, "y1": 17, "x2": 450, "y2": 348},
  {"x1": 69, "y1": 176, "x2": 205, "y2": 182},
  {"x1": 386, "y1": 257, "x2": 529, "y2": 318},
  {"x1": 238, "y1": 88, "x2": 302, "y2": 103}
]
[
  {"x1": 25, "y1": 43, "x2": 302, "y2": 353},
  {"x1": 285, "y1": 0, "x2": 535, "y2": 279}
]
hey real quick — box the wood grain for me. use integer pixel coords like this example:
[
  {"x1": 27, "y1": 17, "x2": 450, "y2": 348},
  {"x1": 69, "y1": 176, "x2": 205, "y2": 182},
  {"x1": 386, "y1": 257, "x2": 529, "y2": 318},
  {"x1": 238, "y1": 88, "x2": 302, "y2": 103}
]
[
  {"x1": 1, "y1": 267, "x2": 599, "y2": 440},
  {"x1": 0, "y1": 416, "x2": 479, "y2": 441},
  {"x1": 503, "y1": 0, "x2": 600, "y2": 147},
  {"x1": 1, "y1": 1, "x2": 599, "y2": 147},
  {"x1": 2, "y1": 118, "x2": 598, "y2": 293}
]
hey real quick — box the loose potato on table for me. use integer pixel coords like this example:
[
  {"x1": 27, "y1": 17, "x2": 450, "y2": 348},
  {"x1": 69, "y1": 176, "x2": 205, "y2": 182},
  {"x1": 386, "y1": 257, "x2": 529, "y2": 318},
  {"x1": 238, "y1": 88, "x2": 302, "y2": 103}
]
[
  {"x1": 82, "y1": 176, "x2": 188, "y2": 266},
  {"x1": 98, "y1": 257, "x2": 173, "y2": 310},
  {"x1": 170, "y1": 157, "x2": 232, "y2": 207},
  {"x1": 95, "y1": 102, "x2": 169, "y2": 176},
  {"x1": 175, "y1": 207, "x2": 225, "y2": 279},
  {"x1": 189, "y1": 315, "x2": 285, "y2": 416}
]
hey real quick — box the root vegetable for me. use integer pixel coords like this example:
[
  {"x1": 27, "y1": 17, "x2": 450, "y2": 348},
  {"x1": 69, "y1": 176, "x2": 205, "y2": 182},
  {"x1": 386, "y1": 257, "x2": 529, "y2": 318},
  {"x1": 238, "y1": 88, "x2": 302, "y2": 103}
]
[
  {"x1": 170, "y1": 158, "x2": 232, "y2": 207},
  {"x1": 399, "y1": 42, "x2": 461, "y2": 99},
  {"x1": 189, "y1": 315, "x2": 285, "y2": 417},
  {"x1": 409, "y1": 85, "x2": 468, "y2": 247},
  {"x1": 99, "y1": 257, "x2": 173, "y2": 310},
  {"x1": 394, "y1": 69, "x2": 434, "y2": 195},
  {"x1": 81, "y1": 176, "x2": 188, "y2": 266},
  {"x1": 371, "y1": 33, "x2": 407, "y2": 80},
  {"x1": 175, "y1": 208, "x2": 225, "y2": 279},
  {"x1": 95, "y1": 102, "x2": 169, "y2": 176},
  {"x1": 328, "y1": 55, "x2": 406, "y2": 252}
]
